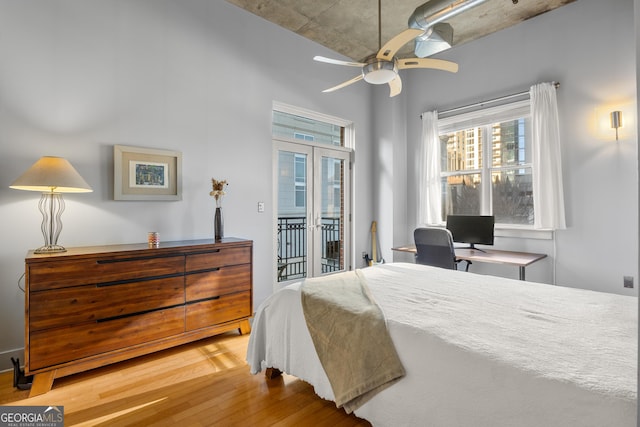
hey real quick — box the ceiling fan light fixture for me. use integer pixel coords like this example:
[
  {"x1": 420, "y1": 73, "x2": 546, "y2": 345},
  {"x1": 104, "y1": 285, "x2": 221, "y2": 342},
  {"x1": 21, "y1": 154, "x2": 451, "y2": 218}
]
[
  {"x1": 315, "y1": 0, "x2": 458, "y2": 95},
  {"x1": 363, "y1": 60, "x2": 398, "y2": 84}
]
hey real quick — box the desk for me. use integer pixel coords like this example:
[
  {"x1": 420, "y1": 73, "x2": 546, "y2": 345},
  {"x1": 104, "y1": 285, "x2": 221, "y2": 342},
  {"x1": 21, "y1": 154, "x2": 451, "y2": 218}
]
[{"x1": 391, "y1": 245, "x2": 547, "y2": 280}]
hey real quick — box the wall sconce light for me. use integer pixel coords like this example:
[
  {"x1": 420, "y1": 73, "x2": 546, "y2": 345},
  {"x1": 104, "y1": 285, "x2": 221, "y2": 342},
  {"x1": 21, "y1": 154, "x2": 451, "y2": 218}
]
[
  {"x1": 10, "y1": 156, "x2": 93, "y2": 253},
  {"x1": 610, "y1": 111, "x2": 622, "y2": 140}
]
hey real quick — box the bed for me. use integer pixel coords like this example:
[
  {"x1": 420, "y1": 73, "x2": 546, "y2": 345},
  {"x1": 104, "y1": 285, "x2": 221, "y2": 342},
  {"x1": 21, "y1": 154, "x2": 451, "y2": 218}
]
[{"x1": 246, "y1": 263, "x2": 637, "y2": 427}]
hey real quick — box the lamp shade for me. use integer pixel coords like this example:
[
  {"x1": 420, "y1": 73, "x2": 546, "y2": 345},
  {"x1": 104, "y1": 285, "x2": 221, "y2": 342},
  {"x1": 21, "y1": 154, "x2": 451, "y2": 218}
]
[{"x1": 10, "y1": 156, "x2": 93, "y2": 193}]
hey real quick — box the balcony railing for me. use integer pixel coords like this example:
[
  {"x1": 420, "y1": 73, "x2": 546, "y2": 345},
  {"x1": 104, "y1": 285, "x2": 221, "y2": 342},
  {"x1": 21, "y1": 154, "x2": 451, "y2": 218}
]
[{"x1": 277, "y1": 216, "x2": 341, "y2": 282}]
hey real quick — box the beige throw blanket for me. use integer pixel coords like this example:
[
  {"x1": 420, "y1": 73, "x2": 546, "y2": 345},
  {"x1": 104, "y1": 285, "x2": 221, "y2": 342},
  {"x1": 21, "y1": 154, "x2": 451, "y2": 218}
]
[{"x1": 301, "y1": 269, "x2": 405, "y2": 413}]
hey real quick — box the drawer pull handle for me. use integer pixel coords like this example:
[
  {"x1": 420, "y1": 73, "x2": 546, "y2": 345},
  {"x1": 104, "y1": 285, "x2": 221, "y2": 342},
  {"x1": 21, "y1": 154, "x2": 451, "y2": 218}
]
[
  {"x1": 187, "y1": 295, "x2": 221, "y2": 304},
  {"x1": 97, "y1": 254, "x2": 182, "y2": 264},
  {"x1": 97, "y1": 304, "x2": 183, "y2": 322},
  {"x1": 96, "y1": 273, "x2": 183, "y2": 287},
  {"x1": 190, "y1": 249, "x2": 221, "y2": 255},
  {"x1": 186, "y1": 267, "x2": 221, "y2": 275}
]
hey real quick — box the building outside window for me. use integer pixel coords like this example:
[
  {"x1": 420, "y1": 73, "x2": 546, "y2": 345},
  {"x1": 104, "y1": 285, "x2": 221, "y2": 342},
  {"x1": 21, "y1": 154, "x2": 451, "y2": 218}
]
[{"x1": 439, "y1": 102, "x2": 534, "y2": 226}]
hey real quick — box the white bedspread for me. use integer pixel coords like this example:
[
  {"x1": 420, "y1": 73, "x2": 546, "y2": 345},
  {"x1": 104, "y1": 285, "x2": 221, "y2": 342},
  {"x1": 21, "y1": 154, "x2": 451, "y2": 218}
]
[{"x1": 247, "y1": 263, "x2": 637, "y2": 427}]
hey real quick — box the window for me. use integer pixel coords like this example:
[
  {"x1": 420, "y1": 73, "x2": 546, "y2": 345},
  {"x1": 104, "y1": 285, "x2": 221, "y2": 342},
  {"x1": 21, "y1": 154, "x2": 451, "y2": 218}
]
[
  {"x1": 294, "y1": 132, "x2": 315, "y2": 142},
  {"x1": 438, "y1": 100, "x2": 534, "y2": 226},
  {"x1": 273, "y1": 110, "x2": 343, "y2": 146}
]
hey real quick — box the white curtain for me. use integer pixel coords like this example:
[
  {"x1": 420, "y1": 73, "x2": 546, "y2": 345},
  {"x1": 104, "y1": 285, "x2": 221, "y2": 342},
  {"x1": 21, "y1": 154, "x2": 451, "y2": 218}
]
[
  {"x1": 418, "y1": 110, "x2": 442, "y2": 225},
  {"x1": 530, "y1": 82, "x2": 566, "y2": 229}
]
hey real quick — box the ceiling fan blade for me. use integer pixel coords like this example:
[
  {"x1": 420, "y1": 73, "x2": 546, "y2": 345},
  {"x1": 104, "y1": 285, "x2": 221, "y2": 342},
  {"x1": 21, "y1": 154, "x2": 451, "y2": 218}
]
[
  {"x1": 388, "y1": 76, "x2": 402, "y2": 97},
  {"x1": 377, "y1": 28, "x2": 425, "y2": 61},
  {"x1": 322, "y1": 74, "x2": 364, "y2": 93},
  {"x1": 313, "y1": 56, "x2": 365, "y2": 67},
  {"x1": 398, "y1": 58, "x2": 459, "y2": 73}
]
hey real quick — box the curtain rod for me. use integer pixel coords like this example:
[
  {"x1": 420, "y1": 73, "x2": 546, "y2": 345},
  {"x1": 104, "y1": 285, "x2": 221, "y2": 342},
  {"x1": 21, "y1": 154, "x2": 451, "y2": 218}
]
[{"x1": 420, "y1": 81, "x2": 560, "y2": 119}]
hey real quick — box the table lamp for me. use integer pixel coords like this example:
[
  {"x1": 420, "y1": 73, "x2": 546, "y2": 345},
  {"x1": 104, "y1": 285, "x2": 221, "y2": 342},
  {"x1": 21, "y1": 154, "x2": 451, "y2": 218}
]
[{"x1": 10, "y1": 156, "x2": 93, "y2": 253}]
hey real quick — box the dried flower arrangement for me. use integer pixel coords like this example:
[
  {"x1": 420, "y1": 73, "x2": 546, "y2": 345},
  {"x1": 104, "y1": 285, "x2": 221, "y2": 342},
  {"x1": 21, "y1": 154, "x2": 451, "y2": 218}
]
[{"x1": 210, "y1": 179, "x2": 228, "y2": 207}]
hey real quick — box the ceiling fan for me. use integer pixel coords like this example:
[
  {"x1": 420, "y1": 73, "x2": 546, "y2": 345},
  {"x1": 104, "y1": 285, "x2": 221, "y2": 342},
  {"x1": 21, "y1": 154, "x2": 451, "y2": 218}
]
[{"x1": 314, "y1": 0, "x2": 459, "y2": 97}]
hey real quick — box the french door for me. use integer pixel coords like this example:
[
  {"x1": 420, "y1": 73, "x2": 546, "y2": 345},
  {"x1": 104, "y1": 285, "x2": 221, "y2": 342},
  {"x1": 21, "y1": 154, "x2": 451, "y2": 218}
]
[{"x1": 275, "y1": 140, "x2": 351, "y2": 284}]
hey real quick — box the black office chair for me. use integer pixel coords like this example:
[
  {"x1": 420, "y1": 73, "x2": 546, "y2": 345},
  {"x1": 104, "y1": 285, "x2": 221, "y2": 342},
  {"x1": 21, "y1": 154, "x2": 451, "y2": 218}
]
[{"x1": 413, "y1": 227, "x2": 457, "y2": 270}]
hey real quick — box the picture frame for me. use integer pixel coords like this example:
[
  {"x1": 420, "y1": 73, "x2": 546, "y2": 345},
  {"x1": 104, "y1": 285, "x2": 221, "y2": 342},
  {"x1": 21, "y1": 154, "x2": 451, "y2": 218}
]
[{"x1": 114, "y1": 145, "x2": 182, "y2": 201}]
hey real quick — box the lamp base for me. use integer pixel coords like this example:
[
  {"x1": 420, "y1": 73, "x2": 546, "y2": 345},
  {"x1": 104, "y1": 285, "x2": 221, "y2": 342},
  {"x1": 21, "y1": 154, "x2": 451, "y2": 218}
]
[
  {"x1": 34, "y1": 244, "x2": 67, "y2": 254},
  {"x1": 35, "y1": 192, "x2": 67, "y2": 254}
]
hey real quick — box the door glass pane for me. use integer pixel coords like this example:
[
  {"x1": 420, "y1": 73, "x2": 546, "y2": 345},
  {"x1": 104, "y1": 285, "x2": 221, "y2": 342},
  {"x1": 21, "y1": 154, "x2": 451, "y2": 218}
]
[
  {"x1": 294, "y1": 154, "x2": 306, "y2": 207},
  {"x1": 321, "y1": 156, "x2": 344, "y2": 273},
  {"x1": 277, "y1": 151, "x2": 307, "y2": 282}
]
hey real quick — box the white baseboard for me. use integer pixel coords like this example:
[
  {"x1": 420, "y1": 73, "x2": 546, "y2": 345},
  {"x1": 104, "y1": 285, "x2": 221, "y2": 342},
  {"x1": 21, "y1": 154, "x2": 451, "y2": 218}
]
[{"x1": 0, "y1": 347, "x2": 25, "y2": 373}]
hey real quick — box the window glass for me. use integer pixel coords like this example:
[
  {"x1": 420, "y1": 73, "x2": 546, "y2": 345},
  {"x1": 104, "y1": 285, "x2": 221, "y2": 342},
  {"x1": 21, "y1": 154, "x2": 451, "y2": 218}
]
[
  {"x1": 492, "y1": 168, "x2": 533, "y2": 224},
  {"x1": 441, "y1": 129, "x2": 483, "y2": 172},
  {"x1": 442, "y1": 173, "x2": 482, "y2": 216},
  {"x1": 493, "y1": 118, "x2": 530, "y2": 166},
  {"x1": 439, "y1": 107, "x2": 534, "y2": 226},
  {"x1": 273, "y1": 111, "x2": 343, "y2": 146}
]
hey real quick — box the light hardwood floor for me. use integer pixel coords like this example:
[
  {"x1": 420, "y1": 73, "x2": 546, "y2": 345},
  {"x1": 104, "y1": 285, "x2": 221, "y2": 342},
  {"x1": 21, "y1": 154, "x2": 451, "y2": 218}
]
[{"x1": 0, "y1": 332, "x2": 370, "y2": 426}]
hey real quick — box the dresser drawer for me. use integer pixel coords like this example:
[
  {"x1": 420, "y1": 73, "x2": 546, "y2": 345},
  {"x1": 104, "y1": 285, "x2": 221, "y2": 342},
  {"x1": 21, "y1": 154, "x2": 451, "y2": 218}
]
[
  {"x1": 185, "y1": 291, "x2": 251, "y2": 331},
  {"x1": 29, "y1": 306, "x2": 185, "y2": 371},
  {"x1": 185, "y1": 264, "x2": 250, "y2": 302},
  {"x1": 28, "y1": 255, "x2": 185, "y2": 291},
  {"x1": 29, "y1": 276, "x2": 185, "y2": 332},
  {"x1": 185, "y1": 246, "x2": 251, "y2": 272}
]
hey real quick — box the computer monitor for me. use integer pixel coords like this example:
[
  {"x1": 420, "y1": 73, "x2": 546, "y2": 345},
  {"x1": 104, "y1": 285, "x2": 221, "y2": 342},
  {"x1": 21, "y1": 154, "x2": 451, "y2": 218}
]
[{"x1": 446, "y1": 215, "x2": 495, "y2": 250}]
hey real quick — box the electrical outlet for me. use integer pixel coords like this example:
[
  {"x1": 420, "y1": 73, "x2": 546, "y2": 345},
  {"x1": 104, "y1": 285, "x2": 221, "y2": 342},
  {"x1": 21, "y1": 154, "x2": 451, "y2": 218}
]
[
  {"x1": 362, "y1": 252, "x2": 368, "y2": 259},
  {"x1": 623, "y1": 276, "x2": 634, "y2": 289},
  {"x1": 257, "y1": 202, "x2": 265, "y2": 213}
]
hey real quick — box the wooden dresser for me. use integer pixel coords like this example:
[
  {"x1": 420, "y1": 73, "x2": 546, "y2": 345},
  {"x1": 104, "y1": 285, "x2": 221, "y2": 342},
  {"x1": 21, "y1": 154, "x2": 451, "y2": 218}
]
[{"x1": 24, "y1": 238, "x2": 252, "y2": 396}]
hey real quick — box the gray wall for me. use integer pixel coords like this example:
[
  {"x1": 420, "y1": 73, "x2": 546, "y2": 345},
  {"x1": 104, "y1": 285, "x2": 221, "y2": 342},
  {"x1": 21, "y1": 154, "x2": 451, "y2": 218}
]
[
  {"x1": 384, "y1": 0, "x2": 637, "y2": 295},
  {"x1": 0, "y1": 0, "x2": 374, "y2": 369}
]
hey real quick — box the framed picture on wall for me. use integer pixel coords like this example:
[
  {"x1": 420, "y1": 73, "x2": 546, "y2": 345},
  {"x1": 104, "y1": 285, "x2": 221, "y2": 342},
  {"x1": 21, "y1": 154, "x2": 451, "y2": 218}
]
[{"x1": 114, "y1": 145, "x2": 182, "y2": 201}]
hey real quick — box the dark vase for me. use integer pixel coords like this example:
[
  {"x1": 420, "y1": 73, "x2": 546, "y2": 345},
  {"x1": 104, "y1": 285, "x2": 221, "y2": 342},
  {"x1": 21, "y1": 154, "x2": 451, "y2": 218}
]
[{"x1": 214, "y1": 207, "x2": 224, "y2": 241}]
